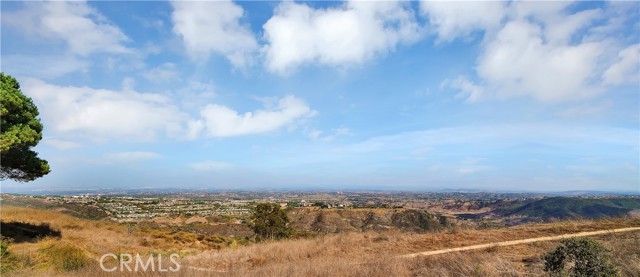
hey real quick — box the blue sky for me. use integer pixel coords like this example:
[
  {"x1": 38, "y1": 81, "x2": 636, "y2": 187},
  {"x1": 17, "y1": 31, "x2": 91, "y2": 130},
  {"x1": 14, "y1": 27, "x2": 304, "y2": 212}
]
[{"x1": 1, "y1": 0, "x2": 638, "y2": 193}]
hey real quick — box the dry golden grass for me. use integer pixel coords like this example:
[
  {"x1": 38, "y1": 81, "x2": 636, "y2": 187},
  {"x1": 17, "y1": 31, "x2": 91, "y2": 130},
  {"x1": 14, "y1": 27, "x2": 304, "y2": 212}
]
[
  {"x1": 1, "y1": 205, "x2": 175, "y2": 256},
  {"x1": 601, "y1": 231, "x2": 640, "y2": 275},
  {"x1": 175, "y1": 216, "x2": 640, "y2": 276},
  {"x1": 0, "y1": 205, "x2": 241, "y2": 276},
  {"x1": 2, "y1": 204, "x2": 639, "y2": 276},
  {"x1": 179, "y1": 227, "x2": 639, "y2": 276}
]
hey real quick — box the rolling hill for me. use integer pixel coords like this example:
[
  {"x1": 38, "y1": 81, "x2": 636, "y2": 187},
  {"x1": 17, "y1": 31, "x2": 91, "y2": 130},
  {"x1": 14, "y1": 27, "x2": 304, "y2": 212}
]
[{"x1": 496, "y1": 197, "x2": 640, "y2": 220}]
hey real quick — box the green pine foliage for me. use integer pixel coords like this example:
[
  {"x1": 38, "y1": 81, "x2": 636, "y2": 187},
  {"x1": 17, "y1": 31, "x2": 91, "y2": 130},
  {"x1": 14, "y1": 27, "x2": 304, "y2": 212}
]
[{"x1": 0, "y1": 73, "x2": 50, "y2": 182}]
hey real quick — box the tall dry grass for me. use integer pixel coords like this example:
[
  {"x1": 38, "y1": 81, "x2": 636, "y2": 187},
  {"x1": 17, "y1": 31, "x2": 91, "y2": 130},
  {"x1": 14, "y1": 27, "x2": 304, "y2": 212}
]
[
  {"x1": 179, "y1": 217, "x2": 639, "y2": 277},
  {"x1": 178, "y1": 232, "x2": 639, "y2": 277},
  {"x1": 602, "y1": 231, "x2": 640, "y2": 276},
  {"x1": 2, "y1": 204, "x2": 639, "y2": 276}
]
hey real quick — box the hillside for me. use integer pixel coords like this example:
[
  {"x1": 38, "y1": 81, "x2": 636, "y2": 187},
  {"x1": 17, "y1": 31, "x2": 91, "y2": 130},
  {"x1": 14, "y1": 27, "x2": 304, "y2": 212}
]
[
  {"x1": 496, "y1": 197, "x2": 640, "y2": 221},
  {"x1": 288, "y1": 208, "x2": 448, "y2": 233},
  {"x1": 1, "y1": 204, "x2": 639, "y2": 276}
]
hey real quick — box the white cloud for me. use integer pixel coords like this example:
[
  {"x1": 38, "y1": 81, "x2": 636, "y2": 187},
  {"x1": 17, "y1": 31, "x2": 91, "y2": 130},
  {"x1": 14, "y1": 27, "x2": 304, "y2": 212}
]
[
  {"x1": 257, "y1": 124, "x2": 637, "y2": 191},
  {"x1": 338, "y1": 124, "x2": 639, "y2": 157},
  {"x1": 20, "y1": 78, "x2": 316, "y2": 141},
  {"x1": 457, "y1": 166, "x2": 491, "y2": 174},
  {"x1": 142, "y1": 63, "x2": 180, "y2": 82},
  {"x1": 441, "y1": 76, "x2": 484, "y2": 102},
  {"x1": 422, "y1": 1, "x2": 635, "y2": 103},
  {"x1": 307, "y1": 127, "x2": 353, "y2": 142},
  {"x1": 189, "y1": 161, "x2": 235, "y2": 171},
  {"x1": 603, "y1": 44, "x2": 640, "y2": 85},
  {"x1": 419, "y1": 0, "x2": 506, "y2": 42},
  {"x1": 2, "y1": 54, "x2": 89, "y2": 79},
  {"x1": 457, "y1": 158, "x2": 492, "y2": 174},
  {"x1": 171, "y1": 0, "x2": 258, "y2": 67},
  {"x1": 477, "y1": 20, "x2": 604, "y2": 102},
  {"x1": 539, "y1": 9, "x2": 602, "y2": 45},
  {"x1": 21, "y1": 78, "x2": 189, "y2": 141},
  {"x1": 43, "y1": 139, "x2": 82, "y2": 150},
  {"x1": 509, "y1": 1, "x2": 574, "y2": 24},
  {"x1": 105, "y1": 151, "x2": 162, "y2": 161},
  {"x1": 175, "y1": 81, "x2": 217, "y2": 110},
  {"x1": 560, "y1": 101, "x2": 613, "y2": 118},
  {"x1": 190, "y1": 95, "x2": 316, "y2": 138},
  {"x1": 263, "y1": 0, "x2": 422, "y2": 74},
  {"x1": 307, "y1": 129, "x2": 324, "y2": 141},
  {"x1": 2, "y1": 1, "x2": 130, "y2": 56}
]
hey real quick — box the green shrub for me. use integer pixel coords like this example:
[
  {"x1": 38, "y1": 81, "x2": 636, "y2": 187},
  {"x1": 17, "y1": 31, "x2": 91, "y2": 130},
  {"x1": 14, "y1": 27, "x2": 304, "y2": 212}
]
[
  {"x1": 0, "y1": 237, "x2": 9, "y2": 259},
  {"x1": 543, "y1": 237, "x2": 618, "y2": 277},
  {"x1": 391, "y1": 210, "x2": 442, "y2": 231},
  {"x1": 0, "y1": 237, "x2": 12, "y2": 273},
  {"x1": 250, "y1": 203, "x2": 293, "y2": 241}
]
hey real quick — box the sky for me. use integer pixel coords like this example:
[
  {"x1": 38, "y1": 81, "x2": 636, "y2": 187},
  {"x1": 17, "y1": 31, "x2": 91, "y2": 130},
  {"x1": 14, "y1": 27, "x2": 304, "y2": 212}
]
[{"x1": 1, "y1": 0, "x2": 639, "y2": 193}]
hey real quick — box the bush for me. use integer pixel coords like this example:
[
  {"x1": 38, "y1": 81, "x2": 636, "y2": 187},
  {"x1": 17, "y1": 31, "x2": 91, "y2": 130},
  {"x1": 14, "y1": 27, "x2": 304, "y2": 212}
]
[
  {"x1": 39, "y1": 242, "x2": 88, "y2": 271},
  {"x1": 250, "y1": 203, "x2": 292, "y2": 241},
  {"x1": 543, "y1": 237, "x2": 618, "y2": 277},
  {"x1": 391, "y1": 210, "x2": 441, "y2": 232},
  {"x1": 0, "y1": 237, "x2": 9, "y2": 259}
]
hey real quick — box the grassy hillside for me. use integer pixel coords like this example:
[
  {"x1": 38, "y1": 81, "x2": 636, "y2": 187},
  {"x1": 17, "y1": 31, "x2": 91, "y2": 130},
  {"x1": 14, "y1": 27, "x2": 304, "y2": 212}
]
[
  {"x1": 181, "y1": 226, "x2": 640, "y2": 277},
  {"x1": 496, "y1": 197, "x2": 640, "y2": 220},
  {"x1": 288, "y1": 208, "x2": 448, "y2": 233},
  {"x1": 1, "y1": 204, "x2": 639, "y2": 276},
  {"x1": 0, "y1": 195, "x2": 108, "y2": 220}
]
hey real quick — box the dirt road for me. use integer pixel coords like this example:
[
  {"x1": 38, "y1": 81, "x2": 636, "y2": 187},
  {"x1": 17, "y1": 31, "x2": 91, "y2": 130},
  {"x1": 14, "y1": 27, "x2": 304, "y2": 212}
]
[{"x1": 401, "y1": 226, "x2": 640, "y2": 258}]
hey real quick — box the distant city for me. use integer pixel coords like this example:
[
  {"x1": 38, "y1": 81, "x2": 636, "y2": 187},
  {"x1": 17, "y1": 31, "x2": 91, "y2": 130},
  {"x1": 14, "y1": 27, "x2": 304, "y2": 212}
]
[{"x1": 2, "y1": 190, "x2": 637, "y2": 222}]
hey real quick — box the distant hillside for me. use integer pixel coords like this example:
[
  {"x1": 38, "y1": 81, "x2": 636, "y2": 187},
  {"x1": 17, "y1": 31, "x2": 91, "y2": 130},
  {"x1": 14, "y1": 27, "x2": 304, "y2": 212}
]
[
  {"x1": 497, "y1": 197, "x2": 640, "y2": 220},
  {"x1": 2, "y1": 204, "x2": 639, "y2": 276},
  {"x1": 288, "y1": 208, "x2": 448, "y2": 233}
]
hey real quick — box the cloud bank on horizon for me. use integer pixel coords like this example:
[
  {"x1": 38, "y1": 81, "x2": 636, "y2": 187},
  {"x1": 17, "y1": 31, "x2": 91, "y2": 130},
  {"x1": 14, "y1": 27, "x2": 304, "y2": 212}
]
[{"x1": 1, "y1": 0, "x2": 638, "y2": 192}]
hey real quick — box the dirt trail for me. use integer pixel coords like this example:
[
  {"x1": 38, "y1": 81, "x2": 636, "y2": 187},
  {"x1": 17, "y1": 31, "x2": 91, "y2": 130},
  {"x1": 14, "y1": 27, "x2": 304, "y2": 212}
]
[
  {"x1": 401, "y1": 226, "x2": 640, "y2": 258},
  {"x1": 180, "y1": 227, "x2": 640, "y2": 273}
]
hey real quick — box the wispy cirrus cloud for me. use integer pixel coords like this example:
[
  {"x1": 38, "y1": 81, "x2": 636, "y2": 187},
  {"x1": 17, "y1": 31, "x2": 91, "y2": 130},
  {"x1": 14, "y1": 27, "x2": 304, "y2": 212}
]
[
  {"x1": 105, "y1": 151, "x2": 162, "y2": 162},
  {"x1": 1, "y1": 54, "x2": 90, "y2": 79},
  {"x1": 306, "y1": 127, "x2": 353, "y2": 142},
  {"x1": 141, "y1": 63, "x2": 180, "y2": 82},
  {"x1": 2, "y1": 1, "x2": 130, "y2": 56},
  {"x1": 43, "y1": 138, "x2": 82, "y2": 150},
  {"x1": 188, "y1": 161, "x2": 235, "y2": 171}
]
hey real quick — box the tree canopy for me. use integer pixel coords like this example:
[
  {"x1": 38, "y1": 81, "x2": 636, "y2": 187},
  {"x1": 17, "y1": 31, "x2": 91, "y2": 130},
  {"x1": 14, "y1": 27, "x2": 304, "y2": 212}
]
[
  {"x1": 250, "y1": 203, "x2": 292, "y2": 241},
  {"x1": 1, "y1": 73, "x2": 50, "y2": 182}
]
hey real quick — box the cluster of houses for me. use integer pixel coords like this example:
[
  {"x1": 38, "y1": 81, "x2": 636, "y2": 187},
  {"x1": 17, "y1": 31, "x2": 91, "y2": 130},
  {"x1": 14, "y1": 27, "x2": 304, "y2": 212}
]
[{"x1": 33, "y1": 192, "x2": 403, "y2": 221}]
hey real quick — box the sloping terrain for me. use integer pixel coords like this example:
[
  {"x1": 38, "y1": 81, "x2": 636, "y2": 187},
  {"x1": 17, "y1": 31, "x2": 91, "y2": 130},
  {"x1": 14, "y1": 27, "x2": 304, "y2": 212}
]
[
  {"x1": 288, "y1": 208, "x2": 447, "y2": 233},
  {"x1": 2, "y1": 204, "x2": 639, "y2": 276},
  {"x1": 401, "y1": 226, "x2": 640, "y2": 258},
  {"x1": 496, "y1": 197, "x2": 640, "y2": 220},
  {"x1": 180, "y1": 219, "x2": 640, "y2": 277}
]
